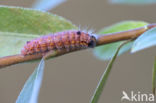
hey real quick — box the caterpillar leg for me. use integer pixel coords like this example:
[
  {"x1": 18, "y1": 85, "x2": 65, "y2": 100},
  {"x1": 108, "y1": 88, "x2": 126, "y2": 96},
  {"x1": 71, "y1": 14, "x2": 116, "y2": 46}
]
[{"x1": 42, "y1": 50, "x2": 57, "y2": 60}]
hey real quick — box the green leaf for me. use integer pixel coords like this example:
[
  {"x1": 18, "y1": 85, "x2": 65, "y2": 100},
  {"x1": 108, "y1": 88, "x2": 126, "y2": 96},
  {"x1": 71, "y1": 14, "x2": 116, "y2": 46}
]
[
  {"x1": 110, "y1": 0, "x2": 156, "y2": 5},
  {"x1": 152, "y1": 57, "x2": 156, "y2": 95},
  {"x1": 16, "y1": 59, "x2": 45, "y2": 103},
  {"x1": 0, "y1": 6, "x2": 77, "y2": 57},
  {"x1": 131, "y1": 27, "x2": 156, "y2": 53},
  {"x1": 93, "y1": 21, "x2": 148, "y2": 60},
  {"x1": 91, "y1": 40, "x2": 131, "y2": 103}
]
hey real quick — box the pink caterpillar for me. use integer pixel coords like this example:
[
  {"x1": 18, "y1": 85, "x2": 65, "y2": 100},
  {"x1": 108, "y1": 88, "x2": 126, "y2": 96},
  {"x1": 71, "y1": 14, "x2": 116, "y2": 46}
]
[{"x1": 21, "y1": 30, "x2": 96, "y2": 56}]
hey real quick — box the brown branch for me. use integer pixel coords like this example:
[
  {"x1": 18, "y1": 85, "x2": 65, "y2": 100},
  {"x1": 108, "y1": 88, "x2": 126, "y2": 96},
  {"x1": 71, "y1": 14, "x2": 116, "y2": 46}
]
[
  {"x1": 0, "y1": 23, "x2": 156, "y2": 69},
  {"x1": 96, "y1": 23, "x2": 156, "y2": 45}
]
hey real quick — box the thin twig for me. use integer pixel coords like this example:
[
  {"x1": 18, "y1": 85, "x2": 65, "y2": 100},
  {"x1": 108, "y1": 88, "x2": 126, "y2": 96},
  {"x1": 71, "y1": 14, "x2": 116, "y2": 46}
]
[
  {"x1": 0, "y1": 23, "x2": 156, "y2": 69},
  {"x1": 96, "y1": 23, "x2": 156, "y2": 45}
]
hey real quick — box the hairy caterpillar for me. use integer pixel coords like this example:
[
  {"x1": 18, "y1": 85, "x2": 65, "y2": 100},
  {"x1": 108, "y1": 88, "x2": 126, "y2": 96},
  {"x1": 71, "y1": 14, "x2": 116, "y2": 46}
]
[{"x1": 21, "y1": 30, "x2": 96, "y2": 56}]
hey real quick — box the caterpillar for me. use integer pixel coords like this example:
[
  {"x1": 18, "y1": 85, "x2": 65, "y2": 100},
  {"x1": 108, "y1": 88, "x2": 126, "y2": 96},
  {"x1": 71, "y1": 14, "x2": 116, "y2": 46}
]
[{"x1": 21, "y1": 30, "x2": 96, "y2": 56}]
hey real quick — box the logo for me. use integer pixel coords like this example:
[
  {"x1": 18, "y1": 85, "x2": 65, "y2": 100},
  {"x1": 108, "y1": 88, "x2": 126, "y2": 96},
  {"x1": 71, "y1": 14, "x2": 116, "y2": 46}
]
[{"x1": 121, "y1": 91, "x2": 155, "y2": 102}]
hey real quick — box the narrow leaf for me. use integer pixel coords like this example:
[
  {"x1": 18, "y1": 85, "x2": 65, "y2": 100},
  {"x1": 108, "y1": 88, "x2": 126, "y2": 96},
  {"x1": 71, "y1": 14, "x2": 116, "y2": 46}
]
[
  {"x1": 152, "y1": 57, "x2": 156, "y2": 95},
  {"x1": 110, "y1": 0, "x2": 156, "y2": 5},
  {"x1": 91, "y1": 40, "x2": 131, "y2": 103},
  {"x1": 33, "y1": 0, "x2": 66, "y2": 11},
  {"x1": 131, "y1": 27, "x2": 156, "y2": 53},
  {"x1": 16, "y1": 59, "x2": 45, "y2": 103},
  {"x1": 94, "y1": 21, "x2": 148, "y2": 60},
  {"x1": 0, "y1": 6, "x2": 77, "y2": 57}
]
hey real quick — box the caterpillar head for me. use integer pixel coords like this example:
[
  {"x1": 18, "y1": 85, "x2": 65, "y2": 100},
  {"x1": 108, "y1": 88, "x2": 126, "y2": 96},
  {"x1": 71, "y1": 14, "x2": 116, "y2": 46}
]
[{"x1": 88, "y1": 35, "x2": 96, "y2": 48}]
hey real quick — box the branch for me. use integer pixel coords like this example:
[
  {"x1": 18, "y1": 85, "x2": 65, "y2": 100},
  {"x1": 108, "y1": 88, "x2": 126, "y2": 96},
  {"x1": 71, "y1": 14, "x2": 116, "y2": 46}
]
[
  {"x1": 96, "y1": 23, "x2": 156, "y2": 45},
  {"x1": 0, "y1": 23, "x2": 156, "y2": 69}
]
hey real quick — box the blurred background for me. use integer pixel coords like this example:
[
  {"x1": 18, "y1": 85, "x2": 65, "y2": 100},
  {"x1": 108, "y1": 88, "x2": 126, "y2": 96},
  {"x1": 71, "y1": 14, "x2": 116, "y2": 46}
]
[{"x1": 0, "y1": 0, "x2": 156, "y2": 103}]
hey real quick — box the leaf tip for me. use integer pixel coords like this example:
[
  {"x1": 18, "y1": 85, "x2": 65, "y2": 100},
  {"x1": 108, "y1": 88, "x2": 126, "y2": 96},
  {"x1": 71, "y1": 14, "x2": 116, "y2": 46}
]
[{"x1": 131, "y1": 48, "x2": 137, "y2": 53}]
